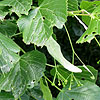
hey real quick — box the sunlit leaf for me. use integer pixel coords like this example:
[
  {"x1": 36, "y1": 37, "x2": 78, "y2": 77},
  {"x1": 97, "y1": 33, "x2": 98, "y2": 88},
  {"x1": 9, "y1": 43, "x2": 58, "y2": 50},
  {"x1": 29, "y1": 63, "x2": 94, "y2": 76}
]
[{"x1": 17, "y1": 0, "x2": 67, "y2": 46}]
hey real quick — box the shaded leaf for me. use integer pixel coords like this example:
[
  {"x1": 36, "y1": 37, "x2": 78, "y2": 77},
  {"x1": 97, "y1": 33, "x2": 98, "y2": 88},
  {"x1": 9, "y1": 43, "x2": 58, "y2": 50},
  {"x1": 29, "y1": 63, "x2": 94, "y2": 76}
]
[
  {"x1": 29, "y1": 85, "x2": 43, "y2": 100},
  {"x1": 0, "y1": 33, "x2": 20, "y2": 73},
  {"x1": 0, "y1": 6, "x2": 9, "y2": 20},
  {"x1": 45, "y1": 36, "x2": 82, "y2": 72},
  {"x1": 0, "y1": 21, "x2": 17, "y2": 37},
  {"x1": 17, "y1": 0, "x2": 67, "y2": 46},
  {"x1": 0, "y1": 0, "x2": 32, "y2": 15},
  {"x1": 0, "y1": 50, "x2": 46, "y2": 99},
  {"x1": 57, "y1": 81, "x2": 100, "y2": 100},
  {"x1": 0, "y1": 92, "x2": 14, "y2": 100},
  {"x1": 21, "y1": 94, "x2": 30, "y2": 100},
  {"x1": 40, "y1": 79, "x2": 52, "y2": 100},
  {"x1": 51, "y1": 65, "x2": 97, "y2": 83}
]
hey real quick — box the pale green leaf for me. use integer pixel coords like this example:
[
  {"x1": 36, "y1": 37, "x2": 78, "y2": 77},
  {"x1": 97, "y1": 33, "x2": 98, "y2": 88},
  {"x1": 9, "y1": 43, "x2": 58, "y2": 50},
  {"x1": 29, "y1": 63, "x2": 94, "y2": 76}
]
[
  {"x1": 0, "y1": 50, "x2": 46, "y2": 99},
  {"x1": 0, "y1": 33, "x2": 20, "y2": 73},
  {"x1": 17, "y1": 0, "x2": 67, "y2": 46},
  {"x1": 57, "y1": 81, "x2": 100, "y2": 100},
  {"x1": 68, "y1": 0, "x2": 78, "y2": 11},
  {"x1": 45, "y1": 36, "x2": 82, "y2": 73},
  {"x1": 80, "y1": 1, "x2": 100, "y2": 25},
  {"x1": 0, "y1": 0, "x2": 32, "y2": 15},
  {"x1": 40, "y1": 79, "x2": 52, "y2": 100}
]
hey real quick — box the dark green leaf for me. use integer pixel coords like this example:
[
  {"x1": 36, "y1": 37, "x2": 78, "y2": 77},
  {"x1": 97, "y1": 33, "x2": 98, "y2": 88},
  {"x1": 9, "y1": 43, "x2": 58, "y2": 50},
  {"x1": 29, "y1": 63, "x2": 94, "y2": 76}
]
[
  {"x1": 29, "y1": 85, "x2": 43, "y2": 100},
  {"x1": 0, "y1": 92, "x2": 14, "y2": 100},
  {"x1": 57, "y1": 81, "x2": 100, "y2": 100},
  {"x1": 0, "y1": 21, "x2": 17, "y2": 37},
  {"x1": 51, "y1": 65, "x2": 97, "y2": 83},
  {"x1": 0, "y1": 50, "x2": 46, "y2": 99},
  {"x1": 0, "y1": 6, "x2": 9, "y2": 20},
  {"x1": 21, "y1": 94, "x2": 30, "y2": 100},
  {"x1": 17, "y1": 0, "x2": 67, "y2": 46}
]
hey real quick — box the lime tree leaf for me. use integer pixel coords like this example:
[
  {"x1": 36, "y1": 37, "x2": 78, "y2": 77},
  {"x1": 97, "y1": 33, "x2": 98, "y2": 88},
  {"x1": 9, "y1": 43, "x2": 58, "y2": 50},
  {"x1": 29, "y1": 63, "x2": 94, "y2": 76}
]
[
  {"x1": 0, "y1": 33, "x2": 20, "y2": 73},
  {"x1": 57, "y1": 81, "x2": 100, "y2": 100},
  {"x1": 17, "y1": 0, "x2": 67, "y2": 46},
  {"x1": 0, "y1": 6, "x2": 9, "y2": 20},
  {"x1": 40, "y1": 79, "x2": 52, "y2": 100},
  {"x1": 80, "y1": 1, "x2": 100, "y2": 25},
  {"x1": 68, "y1": 0, "x2": 78, "y2": 11},
  {"x1": 0, "y1": 92, "x2": 14, "y2": 100},
  {"x1": 80, "y1": 1, "x2": 100, "y2": 13},
  {"x1": 0, "y1": 50, "x2": 46, "y2": 99},
  {"x1": 77, "y1": 4, "x2": 100, "y2": 43},
  {"x1": 0, "y1": 0, "x2": 32, "y2": 15},
  {"x1": 45, "y1": 36, "x2": 82, "y2": 73},
  {"x1": 0, "y1": 21, "x2": 17, "y2": 37},
  {"x1": 51, "y1": 65, "x2": 97, "y2": 83},
  {"x1": 29, "y1": 85, "x2": 43, "y2": 100},
  {"x1": 21, "y1": 94, "x2": 30, "y2": 100}
]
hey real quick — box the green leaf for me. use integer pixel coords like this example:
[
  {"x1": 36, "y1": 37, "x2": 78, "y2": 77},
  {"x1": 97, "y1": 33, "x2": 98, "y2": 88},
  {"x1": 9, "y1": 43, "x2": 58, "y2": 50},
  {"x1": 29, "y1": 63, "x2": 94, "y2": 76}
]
[
  {"x1": 0, "y1": 0, "x2": 32, "y2": 15},
  {"x1": 0, "y1": 33, "x2": 20, "y2": 73},
  {"x1": 0, "y1": 50, "x2": 46, "y2": 99},
  {"x1": 51, "y1": 65, "x2": 97, "y2": 83},
  {"x1": 0, "y1": 6, "x2": 9, "y2": 20},
  {"x1": 40, "y1": 78, "x2": 52, "y2": 100},
  {"x1": 29, "y1": 85, "x2": 43, "y2": 100},
  {"x1": 77, "y1": 3, "x2": 100, "y2": 44},
  {"x1": 80, "y1": 1, "x2": 100, "y2": 26},
  {"x1": 45, "y1": 36, "x2": 82, "y2": 73},
  {"x1": 17, "y1": 0, "x2": 67, "y2": 46},
  {"x1": 57, "y1": 81, "x2": 100, "y2": 100},
  {"x1": 68, "y1": 0, "x2": 79, "y2": 11},
  {"x1": 0, "y1": 92, "x2": 14, "y2": 100},
  {"x1": 21, "y1": 94, "x2": 30, "y2": 100},
  {"x1": 0, "y1": 21, "x2": 17, "y2": 37}
]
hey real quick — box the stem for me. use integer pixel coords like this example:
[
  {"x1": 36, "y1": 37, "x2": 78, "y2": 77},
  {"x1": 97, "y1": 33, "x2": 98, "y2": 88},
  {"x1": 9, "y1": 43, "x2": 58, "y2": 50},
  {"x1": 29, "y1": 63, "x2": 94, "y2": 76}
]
[
  {"x1": 74, "y1": 15, "x2": 88, "y2": 30},
  {"x1": 20, "y1": 47, "x2": 26, "y2": 54},
  {"x1": 43, "y1": 74, "x2": 62, "y2": 91},
  {"x1": 19, "y1": 97, "x2": 22, "y2": 100},
  {"x1": 64, "y1": 24, "x2": 94, "y2": 76},
  {"x1": 94, "y1": 37, "x2": 100, "y2": 47},
  {"x1": 46, "y1": 64, "x2": 55, "y2": 67},
  {"x1": 11, "y1": 33, "x2": 22, "y2": 37}
]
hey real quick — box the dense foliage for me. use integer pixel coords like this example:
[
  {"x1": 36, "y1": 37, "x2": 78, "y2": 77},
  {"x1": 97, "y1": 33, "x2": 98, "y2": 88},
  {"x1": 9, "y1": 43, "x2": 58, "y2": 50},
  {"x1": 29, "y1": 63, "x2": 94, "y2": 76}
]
[{"x1": 0, "y1": 0, "x2": 100, "y2": 100}]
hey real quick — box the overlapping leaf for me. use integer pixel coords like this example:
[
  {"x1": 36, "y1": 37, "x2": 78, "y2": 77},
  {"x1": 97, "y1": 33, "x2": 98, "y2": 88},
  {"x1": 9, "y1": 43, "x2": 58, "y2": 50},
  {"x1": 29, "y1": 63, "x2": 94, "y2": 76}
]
[
  {"x1": 40, "y1": 79, "x2": 52, "y2": 100},
  {"x1": 51, "y1": 65, "x2": 98, "y2": 83},
  {"x1": 0, "y1": 92, "x2": 14, "y2": 100},
  {"x1": 0, "y1": 33, "x2": 20, "y2": 73},
  {"x1": 17, "y1": 0, "x2": 67, "y2": 46},
  {"x1": 57, "y1": 81, "x2": 100, "y2": 100},
  {"x1": 68, "y1": 0, "x2": 78, "y2": 11},
  {"x1": 0, "y1": 0, "x2": 32, "y2": 15},
  {"x1": 0, "y1": 6, "x2": 9, "y2": 20},
  {"x1": 0, "y1": 50, "x2": 46, "y2": 99},
  {"x1": 0, "y1": 21, "x2": 17, "y2": 37},
  {"x1": 77, "y1": 1, "x2": 100, "y2": 43}
]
